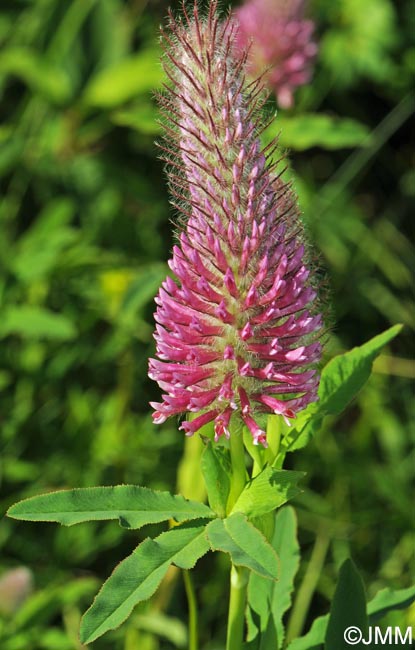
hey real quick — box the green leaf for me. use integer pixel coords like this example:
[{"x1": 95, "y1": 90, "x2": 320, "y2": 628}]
[
  {"x1": 0, "y1": 48, "x2": 71, "y2": 103},
  {"x1": 12, "y1": 199, "x2": 76, "y2": 283},
  {"x1": 244, "y1": 621, "x2": 278, "y2": 650},
  {"x1": 206, "y1": 513, "x2": 279, "y2": 580},
  {"x1": 7, "y1": 485, "x2": 215, "y2": 528},
  {"x1": 133, "y1": 612, "x2": 187, "y2": 647},
  {"x1": 119, "y1": 264, "x2": 169, "y2": 323},
  {"x1": 320, "y1": 0, "x2": 398, "y2": 87},
  {"x1": 82, "y1": 48, "x2": 164, "y2": 108},
  {"x1": 13, "y1": 577, "x2": 99, "y2": 631},
  {"x1": 0, "y1": 307, "x2": 76, "y2": 341},
  {"x1": 0, "y1": 135, "x2": 24, "y2": 177},
  {"x1": 177, "y1": 432, "x2": 207, "y2": 503},
  {"x1": 201, "y1": 441, "x2": 231, "y2": 518},
  {"x1": 286, "y1": 615, "x2": 328, "y2": 650},
  {"x1": 325, "y1": 559, "x2": 368, "y2": 650},
  {"x1": 319, "y1": 325, "x2": 402, "y2": 416},
  {"x1": 286, "y1": 584, "x2": 415, "y2": 650},
  {"x1": 231, "y1": 467, "x2": 304, "y2": 519},
  {"x1": 265, "y1": 114, "x2": 371, "y2": 151},
  {"x1": 111, "y1": 102, "x2": 161, "y2": 135},
  {"x1": 80, "y1": 521, "x2": 210, "y2": 643},
  {"x1": 368, "y1": 585, "x2": 415, "y2": 621},
  {"x1": 284, "y1": 325, "x2": 402, "y2": 453},
  {"x1": 247, "y1": 507, "x2": 300, "y2": 649}
]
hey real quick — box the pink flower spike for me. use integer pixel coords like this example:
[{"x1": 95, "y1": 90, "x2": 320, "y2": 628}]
[{"x1": 148, "y1": 1, "x2": 323, "y2": 446}]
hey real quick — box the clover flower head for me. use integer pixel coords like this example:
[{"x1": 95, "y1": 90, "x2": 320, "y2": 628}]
[
  {"x1": 234, "y1": 0, "x2": 318, "y2": 108},
  {"x1": 149, "y1": 1, "x2": 322, "y2": 446}
]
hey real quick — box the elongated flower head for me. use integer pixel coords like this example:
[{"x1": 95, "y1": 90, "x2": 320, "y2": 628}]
[
  {"x1": 149, "y1": 1, "x2": 322, "y2": 445},
  {"x1": 234, "y1": 0, "x2": 318, "y2": 108}
]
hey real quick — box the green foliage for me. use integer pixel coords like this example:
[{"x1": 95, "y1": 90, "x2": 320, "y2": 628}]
[
  {"x1": 7, "y1": 485, "x2": 215, "y2": 528},
  {"x1": 206, "y1": 514, "x2": 280, "y2": 580},
  {"x1": 0, "y1": 0, "x2": 412, "y2": 647},
  {"x1": 287, "y1": 616, "x2": 328, "y2": 650},
  {"x1": 319, "y1": 0, "x2": 399, "y2": 86},
  {"x1": 8, "y1": 465, "x2": 305, "y2": 642},
  {"x1": 201, "y1": 441, "x2": 231, "y2": 518},
  {"x1": 267, "y1": 114, "x2": 371, "y2": 151},
  {"x1": 368, "y1": 585, "x2": 415, "y2": 621},
  {"x1": 318, "y1": 325, "x2": 403, "y2": 415},
  {"x1": 282, "y1": 325, "x2": 402, "y2": 453},
  {"x1": 286, "y1": 567, "x2": 415, "y2": 650},
  {"x1": 246, "y1": 507, "x2": 300, "y2": 649},
  {"x1": 0, "y1": 48, "x2": 72, "y2": 103},
  {"x1": 82, "y1": 48, "x2": 164, "y2": 108},
  {"x1": 230, "y1": 468, "x2": 304, "y2": 519},
  {"x1": 0, "y1": 306, "x2": 76, "y2": 341},
  {"x1": 0, "y1": 577, "x2": 99, "y2": 650},
  {"x1": 80, "y1": 521, "x2": 210, "y2": 644},
  {"x1": 324, "y1": 559, "x2": 368, "y2": 650},
  {"x1": 132, "y1": 612, "x2": 187, "y2": 648}
]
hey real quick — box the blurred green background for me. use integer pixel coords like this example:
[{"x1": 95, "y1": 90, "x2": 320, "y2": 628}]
[{"x1": 0, "y1": 0, "x2": 413, "y2": 648}]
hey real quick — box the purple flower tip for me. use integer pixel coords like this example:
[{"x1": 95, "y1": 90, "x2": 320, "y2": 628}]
[
  {"x1": 234, "y1": 0, "x2": 318, "y2": 108},
  {"x1": 149, "y1": 1, "x2": 322, "y2": 445}
]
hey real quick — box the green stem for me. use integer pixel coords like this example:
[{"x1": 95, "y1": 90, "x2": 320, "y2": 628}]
[
  {"x1": 183, "y1": 570, "x2": 198, "y2": 650},
  {"x1": 226, "y1": 428, "x2": 247, "y2": 513},
  {"x1": 226, "y1": 565, "x2": 249, "y2": 650},
  {"x1": 285, "y1": 530, "x2": 330, "y2": 645}
]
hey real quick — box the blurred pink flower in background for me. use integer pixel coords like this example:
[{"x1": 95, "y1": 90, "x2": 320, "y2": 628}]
[{"x1": 234, "y1": 0, "x2": 318, "y2": 108}]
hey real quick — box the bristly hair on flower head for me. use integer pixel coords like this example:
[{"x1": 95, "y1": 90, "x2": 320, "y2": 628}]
[{"x1": 149, "y1": 1, "x2": 323, "y2": 446}]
